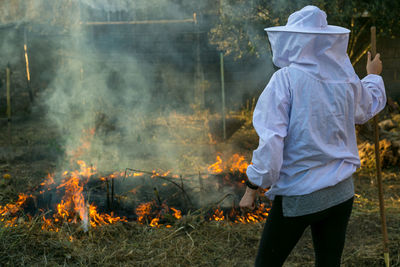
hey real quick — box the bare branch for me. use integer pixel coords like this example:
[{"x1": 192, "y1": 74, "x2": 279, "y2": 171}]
[{"x1": 351, "y1": 44, "x2": 371, "y2": 66}]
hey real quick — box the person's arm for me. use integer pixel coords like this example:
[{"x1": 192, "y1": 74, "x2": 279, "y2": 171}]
[
  {"x1": 240, "y1": 69, "x2": 291, "y2": 209},
  {"x1": 354, "y1": 52, "x2": 386, "y2": 124}
]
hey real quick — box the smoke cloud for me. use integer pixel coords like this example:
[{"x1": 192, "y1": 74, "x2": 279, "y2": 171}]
[
  {"x1": 36, "y1": 1, "x2": 198, "y2": 174},
  {"x1": 0, "y1": 1, "x2": 273, "y2": 208}
]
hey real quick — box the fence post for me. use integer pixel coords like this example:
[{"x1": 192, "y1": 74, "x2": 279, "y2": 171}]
[{"x1": 220, "y1": 52, "x2": 226, "y2": 140}]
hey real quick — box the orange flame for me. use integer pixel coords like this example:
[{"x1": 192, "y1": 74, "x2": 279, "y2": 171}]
[
  {"x1": 56, "y1": 175, "x2": 88, "y2": 229},
  {"x1": 39, "y1": 160, "x2": 126, "y2": 231},
  {"x1": 234, "y1": 203, "x2": 269, "y2": 224},
  {"x1": 0, "y1": 150, "x2": 266, "y2": 230},
  {"x1": 0, "y1": 193, "x2": 30, "y2": 217},
  {"x1": 229, "y1": 154, "x2": 249, "y2": 173},
  {"x1": 89, "y1": 205, "x2": 127, "y2": 227},
  {"x1": 208, "y1": 155, "x2": 223, "y2": 174},
  {"x1": 0, "y1": 193, "x2": 31, "y2": 227},
  {"x1": 208, "y1": 154, "x2": 249, "y2": 174},
  {"x1": 210, "y1": 208, "x2": 225, "y2": 221},
  {"x1": 151, "y1": 170, "x2": 174, "y2": 178},
  {"x1": 170, "y1": 207, "x2": 182, "y2": 220},
  {"x1": 135, "y1": 202, "x2": 153, "y2": 223},
  {"x1": 150, "y1": 217, "x2": 160, "y2": 227}
]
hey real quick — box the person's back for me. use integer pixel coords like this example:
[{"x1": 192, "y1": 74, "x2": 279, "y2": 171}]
[
  {"x1": 269, "y1": 66, "x2": 384, "y2": 197},
  {"x1": 239, "y1": 5, "x2": 385, "y2": 266}
]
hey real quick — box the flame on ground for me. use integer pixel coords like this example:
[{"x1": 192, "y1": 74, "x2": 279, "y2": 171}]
[
  {"x1": 232, "y1": 203, "x2": 269, "y2": 223},
  {"x1": 0, "y1": 153, "x2": 268, "y2": 230},
  {"x1": 0, "y1": 193, "x2": 31, "y2": 227},
  {"x1": 208, "y1": 205, "x2": 269, "y2": 223},
  {"x1": 135, "y1": 201, "x2": 182, "y2": 228},
  {"x1": 40, "y1": 161, "x2": 128, "y2": 231},
  {"x1": 210, "y1": 208, "x2": 225, "y2": 221},
  {"x1": 208, "y1": 155, "x2": 223, "y2": 174},
  {"x1": 208, "y1": 154, "x2": 249, "y2": 175}
]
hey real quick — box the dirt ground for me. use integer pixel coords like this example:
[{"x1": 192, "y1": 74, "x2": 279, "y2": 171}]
[{"x1": 0, "y1": 112, "x2": 399, "y2": 266}]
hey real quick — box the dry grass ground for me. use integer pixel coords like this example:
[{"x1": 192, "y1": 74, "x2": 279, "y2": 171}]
[
  {"x1": 0, "y1": 113, "x2": 399, "y2": 266},
  {"x1": 0, "y1": 164, "x2": 398, "y2": 266},
  {"x1": 0, "y1": 173, "x2": 399, "y2": 267}
]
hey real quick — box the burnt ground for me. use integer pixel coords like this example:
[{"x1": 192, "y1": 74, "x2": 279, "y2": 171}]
[{"x1": 0, "y1": 113, "x2": 399, "y2": 266}]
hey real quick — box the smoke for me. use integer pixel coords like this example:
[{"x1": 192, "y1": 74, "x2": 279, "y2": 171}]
[
  {"x1": 0, "y1": 30, "x2": 19, "y2": 67},
  {"x1": 23, "y1": 0, "x2": 204, "y2": 176},
  {"x1": 79, "y1": 0, "x2": 131, "y2": 12},
  {"x1": 0, "y1": 0, "x2": 268, "y2": 199},
  {"x1": 0, "y1": 1, "x2": 281, "y2": 215}
]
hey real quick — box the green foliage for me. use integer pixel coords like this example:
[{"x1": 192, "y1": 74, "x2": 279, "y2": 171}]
[{"x1": 209, "y1": 0, "x2": 400, "y2": 61}]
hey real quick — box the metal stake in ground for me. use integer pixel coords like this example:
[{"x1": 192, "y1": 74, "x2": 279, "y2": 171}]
[{"x1": 371, "y1": 26, "x2": 390, "y2": 267}]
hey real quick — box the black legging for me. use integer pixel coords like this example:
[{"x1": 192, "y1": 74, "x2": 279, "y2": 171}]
[{"x1": 255, "y1": 196, "x2": 353, "y2": 267}]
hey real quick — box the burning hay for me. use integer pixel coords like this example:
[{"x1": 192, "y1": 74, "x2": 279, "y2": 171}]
[
  {"x1": 0, "y1": 186, "x2": 398, "y2": 266},
  {"x1": 0, "y1": 154, "x2": 270, "y2": 232}
]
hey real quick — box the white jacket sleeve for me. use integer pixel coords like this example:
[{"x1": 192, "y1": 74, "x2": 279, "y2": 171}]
[
  {"x1": 246, "y1": 69, "x2": 291, "y2": 188},
  {"x1": 354, "y1": 74, "x2": 386, "y2": 124}
]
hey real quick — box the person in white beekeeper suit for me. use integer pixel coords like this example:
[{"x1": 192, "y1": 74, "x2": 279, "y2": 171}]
[{"x1": 239, "y1": 5, "x2": 385, "y2": 267}]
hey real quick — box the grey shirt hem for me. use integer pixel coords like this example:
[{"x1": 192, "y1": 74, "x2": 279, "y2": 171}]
[{"x1": 282, "y1": 177, "x2": 354, "y2": 217}]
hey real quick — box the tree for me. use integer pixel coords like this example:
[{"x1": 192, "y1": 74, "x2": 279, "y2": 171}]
[{"x1": 209, "y1": 0, "x2": 400, "y2": 63}]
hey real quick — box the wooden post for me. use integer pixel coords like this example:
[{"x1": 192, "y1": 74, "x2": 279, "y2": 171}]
[
  {"x1": 24, "y1": 27, "x2": 33, "y2": 102},
  {"x1": 194, "y1": 12, "x2": 205, "y2": 108},
  {"x1": 198, "y1": 172, "x2": 204, "y2": 191},
  {"x1": 6, "y1": 64, "x2": 12, "y2": 164},
  {"x1": 106, "y1": 178, "x2": 110, "y2": 210},
  {"x1": 6, "y1": 64, "x2": 11, "y2": 121},
  {"x1": 220, "y1": 52, "x2": 226, "y2": 140},
  {"x1": 153, "y1": 187, "x2": 162, "y2": 206},
  {"x1": 371, "y1": 26, "x2": 390, "y2": 267},
  {"x1": 111, "y1": 178, "x2": 115, "y2": 208}
]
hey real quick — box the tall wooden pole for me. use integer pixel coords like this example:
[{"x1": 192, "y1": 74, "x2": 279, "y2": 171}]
[
  {"x1": 6, "y1": 64, "x2": 11, "y2": 121},
  {"x1": 220, "y1": 52, "x2": 226, "y2": 141},
  {"x1": 194, "y1": 12, "x2": 205, "y2": 108},
  {"x1": 371, "y1": 26, "x2": 390, "y2": 267},
  {"x1": 24, "y1": 27, "x2": 33, "y2": 102},
  {"x1": 6, "y1": 64, "x2": 12, "y2": 164}
]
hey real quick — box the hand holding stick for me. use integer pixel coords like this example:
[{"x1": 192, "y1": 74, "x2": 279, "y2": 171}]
[{"x1": 366, "y1": 51, "x2": 382, "y2": 75}]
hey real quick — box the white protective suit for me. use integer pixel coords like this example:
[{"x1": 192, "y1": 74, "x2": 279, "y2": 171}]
[{"x1": 246, "y1": 7, "x2": 386, "y2": 200}]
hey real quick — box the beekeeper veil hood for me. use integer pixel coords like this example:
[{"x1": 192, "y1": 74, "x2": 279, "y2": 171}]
[{"x1": 265, "y1": 5, "x2": 357, "y2": 82}]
